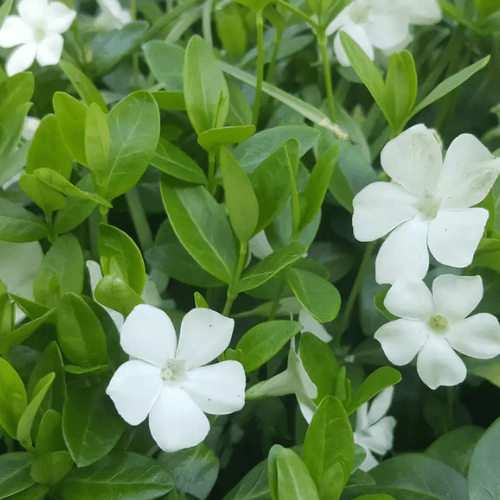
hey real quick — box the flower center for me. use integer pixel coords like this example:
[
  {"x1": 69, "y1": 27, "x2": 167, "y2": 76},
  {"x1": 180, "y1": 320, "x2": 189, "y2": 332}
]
[
  {"x1": 415, "y1": 191, "x2": 441, "y2": 221},
  {"x1": 350, "y1": 3, "x2": 370, "y2": 23},
  {"x1": 34, "y1": 27, "x2": 46, "y2": 42},
  {"x1": 161, "y1": 358, "x2": 187, "y2": 384},
  {"x1": 429, "y1": 315, "x2": 449, "y2": 332}
]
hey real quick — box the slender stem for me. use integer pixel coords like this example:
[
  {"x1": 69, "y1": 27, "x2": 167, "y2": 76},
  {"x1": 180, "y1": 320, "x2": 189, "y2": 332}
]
[
  {"x1": 284, "y1": 152, "x2": 301, "y2": 243},
  {"x1": 89, "y1": 210, "x2": 100, "y2": 260},
  {"x1": 252, "y1": 9, "x2": 265, "y2": 127},
  {"x1": 274, "y1": 0, "x2": 317, "y2": 28},
  {"x1": 317, "y1": 28, "x2": 336, "y2": 121},
  {"x1": 223, "y1": 242, "x2": 247, "y2": 316},
  {"x1": 268, "y1": 278, "x2": 286, "y2": 321},
  {"x1": 167, "y1": 0, "x2": 173, "y2": 12},
  {"x1": 99, "y1": 206, "x2": 109, "y2": 224},
  {"x1": 129, "y1": 0, "x2": 136, "y2": 20},
  {"x1": 144, "y1": 0, "x2": 199, "y2": 41},
  {"x1": 125, "y1": 186, "x2": 154, "y2": 251},
  {"x1": 207, "y1": 151, "x2": 216, "y2": 195},
  {"x1": 266, "y1": 28, "x2": 283, "y2": 86},
  {"x1": 202, "y1": 0, "x2": 214, "y2": 46}
]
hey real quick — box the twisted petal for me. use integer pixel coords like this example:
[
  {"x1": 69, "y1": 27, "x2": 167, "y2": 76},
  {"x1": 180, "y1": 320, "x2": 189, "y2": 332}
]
[
  {"x1": 427, "y1": 208, "x2": 488, "y2": 268},
  {"x1": 352, "y1": 182, "x2": 418, "y2": 242},
  {"x1": 325, "y1": 3, "x2": 351, "y2": 35},
  {"x1": 297, "y1": 392, "x2": 317, "y2": 424},
  {"x1": 106, "y1": 360, "x2": 162, "y2": 425},
  {"x1": 366, "y1": 386, "x2": 394, "y2": 426},
  {"x1": 366, "y1": 11, "x2": 410, "y2": 49},
  {"x1": 149, "y1": 386, "x2": 210, "y2": 452},
  {"x1": 375, "y1": 218, "x2": 429, "y2": 285},
  {"x1": 17, "y1": 0, "x2": 48, "y2": 27},
  {"x1": 120, "y1": 304, "x2": 177, "y2": 367},
  {"x1": 375, "y1": 319, "x2": 428, "y2": 365},
  {"x1": 446, "y1": 314, "x2": 500, "y2": 359},
  {"x1": 358, "y1": 448, "x2": 379, "y2": 472},
  {"x1": 181, "y1": 361, "x2": 246, "y2": 415},
  {"x1": 0, "y1": 16, "x2": 33, "y2": 47},
  {"x1": 416, "y1": 335, "x2": 466, "y2": 389},
  {"x1": 384, "y1": 279, "x2": 434, "y2": 321},
  {"x1": 380, "y1": 124, "x2": 442, "y2": 198},
  {"x1": 334, "y1": 23, "x2": 374, "y2": 67},
  {"x1": 176, "y1": 308, "x2": 234, "y2": 369},
  {"x1": 355, "y1": 415, "x2": 397, "y2": 456},
  {"x1": 46, "y1": 1, "x2": 76, "y2": 33},
  {"x1": 432, "y1": 274, "x2": 483, "y2": 321},
  {"x1": 35, "y1": 34, "x2": 63, "y2": 66},
  {"x1": 299, "y1": 309, "x2": 332, "y2": 342},
  {"x1": 5, "y1": 43, "x2": 36, "y2": 76},
  {"x1": 437, "y1": 134, "x2": 500, "y2": 209}
]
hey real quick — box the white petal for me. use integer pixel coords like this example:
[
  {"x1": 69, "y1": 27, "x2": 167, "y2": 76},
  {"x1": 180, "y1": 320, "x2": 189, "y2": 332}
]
[
  {"x1": 17, "y1": 0, "x2": 48, "y2": 27},
  {"x1": 355, "y1": 415, "x2": 396, "y2": 456},
  {"x1": 446, "y1": 314, "x2": 500, "y2": 359},
  {"x1": 142, "y1": 275, "x2": 161, "y2": 307},
  {"x1": 401, "y1": 0, "x2": 443, "y2": 24},
  {"x1": 86, "y1": 260, "x2": 103, "y2": 293},
  {"x1": 366, "y1": 386, "x2": 394, "y2": 425},
  {"x1": 149, "y1": 386, "x2": 210, "y2": 452},
  {"x1": 297, "y1": 392, "x2": 316, "y2": 424},
  {"x1": 181, "y1": 361, "x2": 245, "y2": 415},
  {"x1": 358, "y1": 449, "x2": 379, "y2": 472},
  {"x1": 355, "y1": 403, "x2": 369, "y2": 431},
  {"x1": 106, "y1": 360, "x2": 163, "y2": 425},
  {"x1": 0, "y1": 16, "x2": 33, "y2": 47},
  {"x1": 436, "y1": 134, "x2": 500, "y2": 209},
  {"x1": 352, "y1": 182, "x2": 418, "y2": 242},
  {"x1": 45, "y1": 2, "x2": 76, "y2": 33},
  {"x1": 366, "y1": 11, "x2": 410, "y2": 49},
  {"x1": 176, "y1": 309, "x2": 234, "y2": 369},
  {"x1": 432, "y1": 274, "x2": 483, "y2": 321},
  {"x1": 97, "y1": 0, "x2": 130, "y2": 25},
  {"x1": 416, "y1": 335, "x2": 466, "y2": 389},
  {"x1": 427, "y1": 208, "x2": 488, "y2": 268},
  {"x1": 384, "y1": 279, "x2": 434, "y2": 320},
  {"x1": 375, "y1": 218, "x2": 429, "y2": 285},
  {"x1": 380, "y1": 124, "x2": 442, "y2": 198},
  {"x1": 325, "y1": 4, "x2": 352, "y2": 35},
  {"x1": 22, "y1": 116, "x2": 40, "y2": 141},
  {"x1": 35, "y1": 34, "x2": 63, "y2": 66},
  {"x1": 120, "y1": 304, "x2": 177, "y2": 367},
  {"x1": 299, "y1": 309, "x2": 332, "y2": 342},
  {"x1": 334, "y1": 24, "x2": 374, "y2": 67},
  {"x1": 249, "y1": 231, "x2": 273, "y2": 260},
  {"x1": 374, "y1": 319, "x2": 428, "y2": 365},
  {"x1": 5, "y1": 43, "x2": 36, "y2": 75},
  {"x1": 291, "y1": 342, "x2": 317, "y2": 399}
]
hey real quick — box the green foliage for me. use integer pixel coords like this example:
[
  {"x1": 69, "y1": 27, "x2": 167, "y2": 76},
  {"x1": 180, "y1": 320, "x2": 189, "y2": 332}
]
[{"x1": 0, "y1": 357, "x2": 27, "y2": 438}]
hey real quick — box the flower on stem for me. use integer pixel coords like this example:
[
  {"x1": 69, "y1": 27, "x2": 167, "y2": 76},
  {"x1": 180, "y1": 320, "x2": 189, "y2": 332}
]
[
  {"x1": 0, "y1": 0, "x2": 76, "y2": 76},
  {"x1": 354, "y1": 386, "x2": 396, "y2": 471},
  {"x1": 375, "y1": 275, "x2": 500, "y2": 389},
  {"x1": 327, "y1": 0, "x2": 442, "y2": 67},
  {"x1": 353, "y1": 124, "x2": 500, "y2": 285},
  {"x1": 106, "y1": 304, "x2": 246, "y2": 452},
  {"x1": 95, "y1": 0, "x2": 132, "y2": 31}
]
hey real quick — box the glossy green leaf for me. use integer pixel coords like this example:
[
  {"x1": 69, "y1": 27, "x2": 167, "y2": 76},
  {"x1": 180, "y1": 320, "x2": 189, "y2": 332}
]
[
  {"x1": 198, "y1": 125, "x2": 255, "y2": 152},
  {"x1": 0, "y1": 453, "x2": 34, "y2": 500},
  {"x1": 85, "y1": 103, "x2": 110, "y2": 176},
  {"x1": 143, "y1": 40, "x2": 185, "y2": 92},
  {"x1": 216, "y1": 5, "x2": 247, "y2": 57},
  {"x1": 7, "y1": 484, "x2": 48, "y2": 500},
  {"x1": 151, "y1": 91, "x2": 186, "y2": 110},
  {"x1": 31, "y1": 451, "x2": 73, "y2": 486},
  {"x1": 0, "y1": 102, "x2": 31, "y2": 160},
  {"x1": 0, "y1": 357, "x2": 27, "y2": 438},
  {"x1": 0, "y1": 73, "x2": 34, "y2": 116},
  {"x1": 19, "y1": 174, "x2": 67, "y2": 214},
  {"x1": 276, "y1": 448, "x2": 320, "y2": 500},
  {"x1": 194, "y1": 292, "x2": 209, "y2": 309},
  {"x1": 34, "y1": 409, "x2": 66, "y2": 456},
  {"x1": 223, "y1": 459, "x2": 269, "y2": 500},
  {"x1": 94, "y1": 275, "x2": 144, "y2": 317}
]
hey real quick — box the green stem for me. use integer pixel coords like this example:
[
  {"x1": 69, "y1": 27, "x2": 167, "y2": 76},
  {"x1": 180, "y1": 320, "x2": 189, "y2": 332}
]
[
  {"x1": 274, "y1": 0, "x2": 317, "y2": 28},
  {"x1": 317, "y1": 28, "x2": 336, "y2": 121},
  {"x1": 285, "y1": 156, "x2": 301, "y2": 243},
  {"x1": 223, "y1": 242, "x2": 247, "y2": 316},
  {"x1": 125, "y1": 186, "x2": 154, "y2": 251},
  {"x1": 129, "y1": 0, "x2": 136, "y2": 20},
  {"x1": 252, "y1": 9, "x2": 265, "y2": 127},
  {"x1": 99, "y1": 206, "x2": 109, "y2": 224},
  {"x1": 266, "y1": 28, "x2": 283, "y2": 85},
  {"x1": 144, "y1": 0, "x2": 199, "y2": 41},
  {"x1": 202, "y1": 0, "x2": 214, "y2": 46},
  {"x1": 268, "y1": 278, "x2": 286, "y2": 321},
  {"x1": 89, "y1": 210, "x2": 100, "y2": 260},
  {"x1": 207, "y1": 151, "x2": 216, "y2": 195}
]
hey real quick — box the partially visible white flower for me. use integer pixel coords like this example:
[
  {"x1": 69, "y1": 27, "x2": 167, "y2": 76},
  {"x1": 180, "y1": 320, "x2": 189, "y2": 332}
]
[
  {"x1": 95, "y1": 0, "x2": 132, "y2": 31},
  {"x1": 299, "y1": 308, "x2": 332, "y2": 343},
  {"x1": 246, "y1": 338, "x2": 317, "y2": 423},
  {"x1": 248, "y1": 230, "x2": 274, "y2": 261},
  {"x1": 0, "y1": 0, "x2": 76, "y2": 76},
  {"x1": 354, "y1": 386, "x2": 397, "y2": 471},
  {"x1": 22, "y1": 116, "x2": 41, "y2": 141},
  {"x1": 326, "y1": 0, "x2": 441, "y2": 67},
  {"x1": 375, "y1": 275, "x2": 500, "y2": 389},
  {"x1": 86, "y1": 260, "x2": 161, "y2": 330},
  {"x1": 106, "y1": 304, "x2": 246, "y2": 452},
  {"x1": 0, "y1": 240, "x2": 44, "y2": 323},
  {"x1": 353, "y1": 124, "x2": 500, "y2": 285}
]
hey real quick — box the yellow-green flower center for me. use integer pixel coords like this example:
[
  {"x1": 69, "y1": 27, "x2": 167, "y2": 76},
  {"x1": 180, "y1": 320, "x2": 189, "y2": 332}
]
[
  {"x1": 415, "y1": 191, "x2": 441, "y2": 221},
  {"x1": 350, "y1": 4, "x2": 370, "y2": 23},
  {"x1": 161, "y1": 358, "x2": 186, "y2": 383},
  {"x1": 429, "y1": 315, "x2": 449, "y2": 332}
]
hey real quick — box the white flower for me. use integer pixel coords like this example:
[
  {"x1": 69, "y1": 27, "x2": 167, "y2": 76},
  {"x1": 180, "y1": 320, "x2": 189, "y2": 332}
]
[
  {"x1": 106, "y1": 304, "x2": 246, "y2": 452},
  {"x1": 248, "y1": 230, "x2": 274, "y2": 261},
  {"x1": 353, "y1": 124, "x2": 500, "y2": 285},
  {"x1": 22, "y1": 116, "x2": 41, "y2": 141},
  {"x1": 246, "y1": 338, "x2": 317, "y2": 423},
  {"x1": 0, "y1": 0, "x2": 76, "y2": 76},
  {"x1": 95, "y1": 0, "x2": 132, "y2": 31},
  {"x1": 375, "y1": 275, "x2": 500, "y2": 389},
  {"x1": 0, "y1": 240, "x2": 44, "y2": 323},
  {"x1": 86, "y1": 260, "x2": 162, "y2": 330},
  {"x1": 326, "y1": 0, "x2": 441, "y2": 67},
  {"x1": 298, "y1": 308, "x2": 332, "y2": 343},
  {"x1": 354, "y1": 386, "x2": 396, "y2": 471}
]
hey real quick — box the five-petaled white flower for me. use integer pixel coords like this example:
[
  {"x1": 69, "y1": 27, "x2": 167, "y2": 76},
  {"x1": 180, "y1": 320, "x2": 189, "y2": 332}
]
[
  {"x1": 375, "y1": 275, "x2": 500, "y2": 389},
  {"x1": 95, "y1": 0, "x2": 132, "y2": 31},
  {"x1": 106, "y1": 304, "x2": 246, "y2": 452},
  {"x1": 327, "y1": 0, "x2": 442, "y2": 67},
  {"x1": 0, "y1": 0, "x2": 76, "y2": 76},
  {"x1": 353, "y1": 124, "x2": 500, "y2": 285},
  {"x1": 354, "y1": 386, "x2": 396, "y2": 471}
]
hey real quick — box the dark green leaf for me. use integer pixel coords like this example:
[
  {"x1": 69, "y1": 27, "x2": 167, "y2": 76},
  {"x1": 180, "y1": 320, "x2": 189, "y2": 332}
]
[
  {"x1": 0, "y1": 198, "x2": 48, "y2": 242},
  {"x1": 0, "y1": 453, "x2": 34, "y2": 500},
  {"x1": 276, "y1": 448, "x2": 320, "y2": 500},
  {"x1": 198, "y1": 125, "x2": 255, "y2": 152},
  {"x1": 0, "y1": 357, "x2": 27, "y2": 438},
  {"x1": 31, "y1": 451, "x2": 73, "y2": 486}
]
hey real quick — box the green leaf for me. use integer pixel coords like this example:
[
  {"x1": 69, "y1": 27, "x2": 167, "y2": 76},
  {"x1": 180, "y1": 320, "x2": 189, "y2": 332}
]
[
  {"x1": 197, "y1": 125, "x2": 256, "y2": 152},
  {"x1": 26, "y1": 114, "x2": 73, "y2": 180},
  {"x1": 303, "y1": 396, "x2": 354, "y2": 493},
  {"x1": 285, "y1": 268, "x2": 341, "y2": 323},
  {"x1": 85, "y1": 103, "x2": 110, "y2": 176},
  {"x1": 344, "y1": 367, "x2": 401, "y2": 416},
  {"x1": 373, "y1": 288, "x2": 398, "y2": 322},
  {"x1": 0, "y1": 0, "x2": 13, "y2": 29},
  {"x1": 194, "y1": 292, "x2": 209, "y2": 309},
  {"x1": 220, "y1": 147, "x2": 259, "y2": 242},
  {"x1": 64, "y1": 364, "x2": 109, "y2": 375},
  {"x1": 157, "y1": 443, "x2": 219, "y2": 500},
  {"x1": 151, "y1": 138, "x2": 207, "y2": 185},
  {"x1": 34, "y1": 234, "x2": 84, "y2": 308},
  {"x1": 19, "y1": 174, "x2": 67, "y2": 213},
  {"x1": 160, "y1": 178, "x2": 237, "y2": 283},
  {"x1": 31, "y1": 451, "x2": 73, "y2": 486},
  {"x1": 7, "y1": 295, "x2": 49, "y2": 322},
  {"x1": 0, "y1": 73, "x2": 34, "y2": 115},
  {"x1": 216, "y1": 6, "x2": 247, "y2": 57},
  {"x1": 472, "y1": 238, "x2": 500, "y2": 273},
  {"x1": 53, "y1": 92, "x2": 88, "y2": 166},
  {"x1": 34, "y1": 409, "x2": 66, "y2": 456},
  {"x1": 59, "y1": 61, "x2": 108, "y2": 113},
  {"x1": 59, "y1": 452, "x2": 174, "y2": 500},
  {"x1": 0, "y1": 102, "x2": 31, "y2": 159},
  {"x1": 56, "y1": 292, "x2": 108, "y2": 367},
  {"x1": 268, "y1": 445, "x2": 280, "y2": 500},
  {"x1": 223, "y1": 458, "x2": 270, "y2": 500},
  {"x1": 17, "y1": 373, "x2": 55, "y2": 448},
  {"x1": 151, "y1": 91, "x2": 186, "y2": 110},
  {"x1": 0, "y1": 453, "x2": 34, "y2": 500},
  {"x1": 94, "y1": 275, "x2": 144, "y2": 317},
  {"x1": 7, "y1": 484, "x2": 48, "y2": 500},
  {"x1": 236, "y1": 320, "x2": 301, "y2": 372},
  {"x1": 62, "y1": 385, "x2": 125, "y2": 467},
  {"x1": 143, "y1": 40, "x2": 185, "y2": 92},
  {"x1": 239, "y1": 244, "x2": 307, "y2": 292},
  {"x1": 276, "y1": 448, "x2": 320, "y2": 500},
  {"x1": 98, "y1": 223, "x2": 146, "y2": 295},
  {"x1": 99, "y1": 91, "x2": 160, "y2": 201},
  {"x1": 0, "y1": 357, "x2": 27, "y2": 438},
  {"x1": 183, "y1": 35, "x2": 229, "y2": 134}
]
